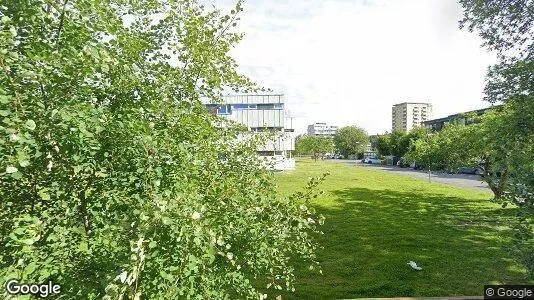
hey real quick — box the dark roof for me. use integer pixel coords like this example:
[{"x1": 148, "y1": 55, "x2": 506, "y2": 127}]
[{"x1": 422, "y1": 105, "x2": 502, "y2": 125}]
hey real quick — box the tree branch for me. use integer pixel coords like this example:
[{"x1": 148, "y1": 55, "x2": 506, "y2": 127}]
[{"x1": 55, "y1": 0, "x2": 69, "y2": 47}]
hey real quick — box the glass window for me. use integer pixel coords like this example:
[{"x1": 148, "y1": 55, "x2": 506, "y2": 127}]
[
  {"x1": 257, "y1": 104, "x2": 273, "y2": 110},
  {"x1": 255, "y1": 103, "x2": 284, "y2": 110},
  {"x1": 217, "y1": 105, "x2": 232, "y2": 115},
  {"x1": 232, "y1": 104, "x2": 249, "y2": 110}
]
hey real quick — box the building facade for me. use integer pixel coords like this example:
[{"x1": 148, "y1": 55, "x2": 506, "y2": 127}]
[
  {"x1": 307, "y1": 122, "x2": 339, "y2": 137},
  {"x1": 422, "y1": 105, "x2": 501, "y2": 132},
  {"x1": 392, "y1": 102, "x2": 433, "y2": 132},
  {"x1": 204, "y1": 94, "x2": 295, "y2": 171}
]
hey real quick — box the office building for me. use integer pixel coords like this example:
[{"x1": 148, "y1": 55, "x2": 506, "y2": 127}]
[
  {"x1": 204, "y1": 94, "x2": 295, "y2": 171},
  {"x1": 392, "y1": 102, "x2": 433, "y2": 132},
  {"x1": 307, "y1": 122, "x2": 338, "y2": 137}
]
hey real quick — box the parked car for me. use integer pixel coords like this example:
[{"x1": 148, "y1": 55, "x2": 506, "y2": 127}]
[
  {"x1": 413, "y1": 163, "x2": 426, "y2": 170},
  {"x1": 396, "y1": 157, "x2": 410, "y2": 168},
  {"x1": 457, "y1": 164, "x2": 484, "y2": 175},
  {"x1": 323, "y1": 153, "x2": 334, "y2": 159},
  {"x1": 363, "y1": 157, "x2": 381, "y2": 164}
]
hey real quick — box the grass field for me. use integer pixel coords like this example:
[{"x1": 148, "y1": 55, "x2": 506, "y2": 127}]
[{"x1": 275, "y1": 158, "x2": 532, "y2": 299}]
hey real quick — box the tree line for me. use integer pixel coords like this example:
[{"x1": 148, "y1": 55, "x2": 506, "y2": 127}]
[{"x1": 295, "y1": 126, "x2": 368, "y2": 160}]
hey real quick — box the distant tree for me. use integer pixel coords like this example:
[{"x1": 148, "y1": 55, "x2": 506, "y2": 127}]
[
  {"x1": 404, "y1": 127, "x2": 430, "y2": 158},
  {"x1": 405, "y1": 133, "x2": 442, "y2": 171},
  {"x1": 406, "y1": 110, "x2": 520, "y2": 200},
  {"x1": 295, "y1": 135, "x2": 333, "y2": 161},
  {"x1": 389, "y1": 130, "x2": 410, "y2": 159},
  {"x1": 333, "y1": 126, "x2": 368, "y2": 158},
  {"x1": 375, "y1": 128, "x2": 428, "y2": 159},
  {"x1": 375, "y1": 134, "x2": 392, "y2": 157}
]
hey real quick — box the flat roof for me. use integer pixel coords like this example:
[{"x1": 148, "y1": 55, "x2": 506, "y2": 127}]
[
  {"x1": 393, "y1": 102, "x2": 432, "y2": 106},
  {"x1": 423, "y1": 105, "x2": 502, "y2": 124}
]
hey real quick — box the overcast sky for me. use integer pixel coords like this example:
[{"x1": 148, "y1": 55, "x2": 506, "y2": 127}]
[{"x1": 208, "y1": 0, "x2": 497, "y2": 135}]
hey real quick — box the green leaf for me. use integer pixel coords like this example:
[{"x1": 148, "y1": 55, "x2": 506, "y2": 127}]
[
  {"x1": 78, "y1": 241, "x2": 88, "y2": 252},
  {"x1": 25, "y1": 262, "x2": 37, "y2": 275},
  {"x1": 159, "y1": 270, "x2": 168, "y2": 280},
  {"x1": 148, "y1": 241, "x2": 157, "y2": 249},
  {"x1": 10, "y1": 172, "x2": 22, "y2": 179},
  {"x1": 1, "y1": 16, "x2": 11, "y2": 23},
  {"x1": 38, "y1": 189, "x2": 51, "y2": 200},
  {"x1": 24, "y1": 119, "x2": 36, "y2": 130},
  {"x1": 9, "y1": 26, "x2": 17, "y2": 37},
  {"x1": 0, "y1": 95, "x2": 11, "y2": 104},
  {"x1": 6, "y1": 166, "x2": 18, "y2": 173},
  {"x1": 0, "y1": 110, "x2": 9, "y2": 116},
  {"x1": 19, "y1": 159, "x2": 30, "y2": 168}
]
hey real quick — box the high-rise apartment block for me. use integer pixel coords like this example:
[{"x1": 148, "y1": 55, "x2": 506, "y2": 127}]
[{"x1": 391, "y1": 102, "x2": 433, "y2": 132}]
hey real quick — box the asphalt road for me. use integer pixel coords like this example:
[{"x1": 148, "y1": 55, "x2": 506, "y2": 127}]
[{"x1": 330, "y1": 159, "x2": 490, "y2": 193}]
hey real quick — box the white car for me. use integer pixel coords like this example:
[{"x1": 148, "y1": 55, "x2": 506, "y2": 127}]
[{"x1": 363, "y1": 157, "x2": 381, "y2": 164}]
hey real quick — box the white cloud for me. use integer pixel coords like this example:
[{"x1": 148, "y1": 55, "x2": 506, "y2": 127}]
[{"x1": 210, "y1": 0, "x2": 497, "y2": 134}]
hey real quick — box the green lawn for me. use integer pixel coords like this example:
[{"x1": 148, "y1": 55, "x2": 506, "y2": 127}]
[{"x1": 275, "y1": 158, "x2": 532, "y2": 299}]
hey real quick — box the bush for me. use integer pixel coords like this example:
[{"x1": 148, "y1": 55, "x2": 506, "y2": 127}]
[{"x1": 0, "y1": 1, "x2": 325, "y2": 298}]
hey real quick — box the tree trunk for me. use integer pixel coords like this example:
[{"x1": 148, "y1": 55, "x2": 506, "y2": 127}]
[{"x1": 482, "y1": 158, "x2": 508, "y2": 200}]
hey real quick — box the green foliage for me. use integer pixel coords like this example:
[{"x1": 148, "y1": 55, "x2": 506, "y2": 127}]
[
  {"x1": 459, "y1": 0, "x2": 532, "y2": 60},
  {"x1": 295, "y1": 135, "x2": 333, "y2": 159},
  {"x1": 389, "y1": 130, "x2": 410, "y2": 158},
  {"x1": 0, "y1": 1, "x2": 324, "y2": 298},
  {"x1": 460, "y1": 0, "x2": 534, "y2": 273},
  {"x1": 459, "y1": 0, "x2": 533, "y2": 199},
  {"x1": 333, "y1": 126, "x2": 368, "y2": 158},
  {"x1": 406, "y1": 104, "x2": 532, "y2": 201},
  {"x1": 405, "y1": 133, "x2": 441, "y2": 171},
  {"x1": 375, "y1": 134, "x2": 391, "y2": 157},
  {"x1": 376, "y1": 127, "x2": 428, "y2": 159},
  {"x1": 406, "y1": 112, "x2": 509, "y2": 193}
]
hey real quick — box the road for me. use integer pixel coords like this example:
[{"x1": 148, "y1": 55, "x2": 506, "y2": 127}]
[{"x1": 330, "y1": 159, "x2": 490, "y2": 193}]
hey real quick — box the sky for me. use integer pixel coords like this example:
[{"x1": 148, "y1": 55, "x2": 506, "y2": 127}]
[{"x1": 207, "y1": 0, "x2": 497, "y2": 135}]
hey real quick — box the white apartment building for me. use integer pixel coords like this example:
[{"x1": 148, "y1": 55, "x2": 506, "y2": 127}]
[
  {"x1": 307, "y1": 122, "x2": 339, "y2": 137},
  {"x1": 204, "y1": 94, "x2": 295, "y2": 171},
  {"x1": 392, "y1": 102, "x2": 433, "y2": 132}
]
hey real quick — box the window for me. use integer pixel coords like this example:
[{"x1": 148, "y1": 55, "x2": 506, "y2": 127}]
[
  {"x1": 205, "y1": 104, "x2": 218, "y2": 115},
  {"x1": 256, "y1": 103, "x2": 284, "y2": 110},
  {"x1": 232, "y1": 104, "x2": 248, "y2": 110},
  {"x1": 216, "y1": 105, "x2": 232, "y2": 115},
  {"x1": 231, "y1": 104, "x2": 258, "y2": 110},
  {"x1": 251, "y1": 127, "x2": 283, "y2": 132}
]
